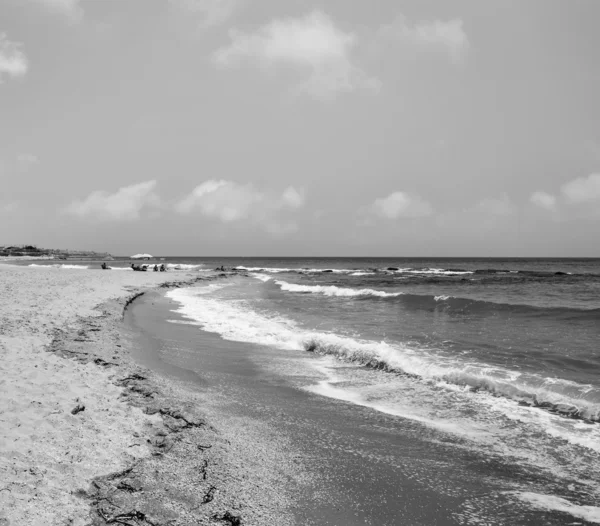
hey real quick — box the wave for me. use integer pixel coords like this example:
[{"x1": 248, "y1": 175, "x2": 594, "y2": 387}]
[
  {"x1": 515, "y1": 492, "x2": 600, "y2": 524},
  {"x1": 434, "y1": 295, "x2": 451, "y2": 301},
  {"x1": 238, "y1": 265, "x2": 598, "y2": 281},
  {"x1": 166, "y1": 287, "x2": 600, "y2": 423},
  {"x1": 166, "y1": 263, "x2": 206, "y2": 271},
  {"x1": 268, "y1": 280, "x2": 599, "y2": 317},
  {"x1": 236, "y1": 266, "x2": 354, "y2": 274},
  {"x1": 398, "y1": 293, "x2": 600, "y2": 318},
  {"x1": 274, "y1": 280, "x2": 403, "y2": 298},
  {"x1": 396, "y1": 268, "x2": 474, "y2": 276},
  {"x1": 29, "y1": 263, "x2": 90, "y2": 269},
  {"x1": 250, "y1": 273, "x2": 273, "y2": 283}
]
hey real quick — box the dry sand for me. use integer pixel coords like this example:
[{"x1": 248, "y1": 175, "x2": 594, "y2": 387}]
[
  {"x1": 0, "y1": 265, "x2": 191, "y2": 525},
  {"x1": 0, "y1": 265, "x2": 294, "y2": 526}
]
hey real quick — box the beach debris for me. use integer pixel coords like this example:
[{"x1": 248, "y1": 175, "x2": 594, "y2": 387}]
[
  {"x1": 119, "y1": 373, "x2": 147, "y2": 383},
  {"x1": 94, "y1": 357, "x2": 118, "y2": 367},
  {"x1": 71, "y1": 403, "x2": 85, "y2": 415},
  {"x1": 143, "y1": 407, "x2": 205, "y2": 431},
  {"x1": 96, "y1": 508, "x2": 149, "y2": 525},
  {"x1": 116, "y1": 479, "x2": 143, "y2": 493},
  {"x1": 211, "y1": 511, "x2": 242, "y2": 525},
  {"x1": 200, "y1": 459, "x2": 209, "y2": 480},
  {"x1": 202, "y1": 485, "x2": 217, "y2": 504}
]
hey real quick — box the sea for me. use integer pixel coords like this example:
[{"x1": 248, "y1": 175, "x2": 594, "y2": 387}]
[{"x1": 17, "y1": 257, "x2": 600, "y2": 524}]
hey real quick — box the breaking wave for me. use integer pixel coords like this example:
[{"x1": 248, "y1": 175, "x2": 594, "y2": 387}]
[
  {"x1": 274, "y1": 280, "x2": 403, "y2": 298},
  {"x1": 166, "y1": 263, "x2": 206, "y2": 271},
  {"x1": 166, "y1": 287, "x2": 600, "y2": 424},
  {"x1": 269, "y1": 279, "x2": 600, "y2": 318}
]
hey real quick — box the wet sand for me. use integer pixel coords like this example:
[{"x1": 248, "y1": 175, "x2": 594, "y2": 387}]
[{"x1": 125, "y1": 289, "x2": 591, "y2": 525}]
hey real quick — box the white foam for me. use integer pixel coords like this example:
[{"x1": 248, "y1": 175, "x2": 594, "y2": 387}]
[
  {"x1": 434, "y1": 295, "x2": 451, "y2": 301},
  {"x1": 274, "y1": 280, "x2": 403, "y2": 298},
  {"x1": 166, "y1": 263, "x2": 205, "y2": 270},
  {"x1": 28, "y1": 263, "x2": 90, "y2": 270},
  {"x1": 250, "y1": 273, "x2": 272, "y2": 282},
  {"x1": 166, "y1": 288, "x2": 500, "y2": 385},
  {"x1": 400, "y1": 268, "x2": 474, "y2": 276},
  {"x1": 165, "y1": 287, "x2": 600, "y2": 449},
  {"x1": 305, "y1": 362, "x2": 483, "y2": 437},
  {"x1": 515, "y1": 492, "x2": 600, "y2": 523},
  {"x1": 350, "y1": 272, "x2": 376, "y2": 276},
  {"x1": 235, "y1": 266, "x2": 295, "y2": 273},
  {"x1": 236, "y1": 266, "x2": 354, "y2": 274},
  {"x1": 192, "y1": 283, "x2": 230, "y2": 295}
]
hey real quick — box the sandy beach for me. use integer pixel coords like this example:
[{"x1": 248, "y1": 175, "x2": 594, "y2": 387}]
[{"x1": 0, "y1": 264, "x2": 295, "y2": 526}]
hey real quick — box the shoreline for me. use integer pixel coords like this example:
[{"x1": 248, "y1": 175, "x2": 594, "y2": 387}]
[{"x1": 0, "y1": 266, "x2": 291, "y2": 525}]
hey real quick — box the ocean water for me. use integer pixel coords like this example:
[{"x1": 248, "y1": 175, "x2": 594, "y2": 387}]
[
  {"x1": 19, "y1": 256, "x2": 600, "y2": 521},
  {"x1": 158, "y1": 257, "x2": 600, "y2": 523}
]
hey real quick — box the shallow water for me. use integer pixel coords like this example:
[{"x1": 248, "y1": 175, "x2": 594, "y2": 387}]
[{"x1": 124, "y1": 258, "x2": 600, "y2": 524}]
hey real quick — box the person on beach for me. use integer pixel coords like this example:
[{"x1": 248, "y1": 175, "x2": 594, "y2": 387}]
[
  {"x1": 160, "y1": 264, "x2": 166, "y2": 272},
  {"x1": 101, "y1": 262, "x2": 107, "y2": 270},
  {"x1": 153, "y1": 265, "x2": 158, "y2": 272}
]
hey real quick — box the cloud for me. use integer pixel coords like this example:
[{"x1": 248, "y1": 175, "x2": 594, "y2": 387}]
[
  {"x1": 17, "y1": 153, "x2": 39, "y2": 169},
  {"x1": 561, "y1": 174, "x2": 600, "y2": 204},
  {"x1": 64, "y1": 181, "x2": 160, "y2": 221},
  {"x1": 0, "y1": 34, "x2": 28, "y2": 82},
  {"x1": 368, "y1": 191, "x2": 433, "y2": 220},
  {"x1": 169, "y1": 0, "x2": 238, "y2": 27},
  {"x1": 281, "y1": 186, "x2": 304, "y2": 208},
  {"x1": 176, "y1": 180, "x2": 305, "y2": 234},
  {"x1": 530, "y1": 191, "x2": 557, "y2": 210},
  {"x1": 376, "y1": 15, "x2": 469, "y2": 63},
  {"x1": 0, "y1": 202, "x2": 19, "y2": 214},
  {"x1": 213, "y1": 10, "x2": 380, "y2": 99}
]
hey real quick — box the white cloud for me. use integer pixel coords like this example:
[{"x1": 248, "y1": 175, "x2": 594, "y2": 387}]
[
  {"x1": 169, "y1": 0, "x2": 238, "y2": 27},
  {"x1": 64, "y1": 181, "x2": 160, "y2": 221},
  {"x1": 561, "y1": 174, "x2": 600, "y2": 204},
  {"x1": 0, "y1": 34, "x2": 28, "y2": 82},
  {"x1": 370, "y1": 191, "x2": 433, "y2": 220},
  {"x1": 0, "y1": 202, "x2": 19, "y2": 214},
  {"x1": 17, "y1": 153, "x2": 39, "y2": 169},
  {"x1": 281, "y1": 186, "x2": 304, "y2": 209},
  {"x1": 176, "y1": 180, "x2": 305, "y2": 234},
  {"x1": 530, "y1": 191, "x2": 557, "y2": 210},
  {"x1": 213, "y1": 10, "x2": 380, "y2": 99},
  {"x1": 377, "y1": 15, "x2": 469, "y2": 63}
]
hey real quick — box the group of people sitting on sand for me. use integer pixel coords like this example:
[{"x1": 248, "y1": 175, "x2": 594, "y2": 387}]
[
  {"x1": 130, "y1": 263, "x2": 166, "y2": 272},
  {"x1": 101, "y1": 262, "x2": 166, "y2": 271}
]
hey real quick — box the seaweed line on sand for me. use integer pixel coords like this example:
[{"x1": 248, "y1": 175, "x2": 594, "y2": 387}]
[{"x1": 46, "y1": 272, "x2": 295, "y2": 526}]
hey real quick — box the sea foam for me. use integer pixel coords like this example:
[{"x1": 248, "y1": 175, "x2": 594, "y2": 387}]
[
  {"x1": 274, "y1": 280, "x2": 403, "y2": 298},
  {"x1": 166, "y1": 286, "x2": 600, "y2": 423}
]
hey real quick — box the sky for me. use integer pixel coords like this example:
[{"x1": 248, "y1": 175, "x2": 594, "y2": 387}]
[{"x1": 1, "y1": 0, "x2": 600, "y2": 257}]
